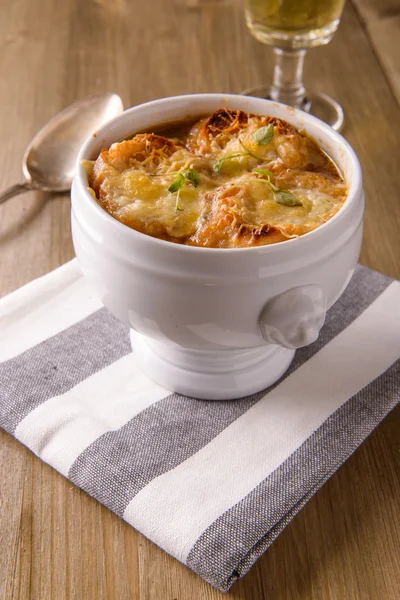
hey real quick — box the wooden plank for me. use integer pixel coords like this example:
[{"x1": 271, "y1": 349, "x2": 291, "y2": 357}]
[
  {"x1": 352, "y1": 0, "x2": 400, "y2": 22},
  {"x1": 0, "y1": 0, "x2": 399, "y2": 599},
  {"x1": 352, "y1": 0, "x2": 400, "y2": 105},
  {"x1": 362, "y1": 15, "x2": 400, "y2": 105}
]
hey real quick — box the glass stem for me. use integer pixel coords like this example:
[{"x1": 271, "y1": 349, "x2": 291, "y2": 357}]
[{"x1": 270, "y1": 48, "x2": 307, "y2": 109}]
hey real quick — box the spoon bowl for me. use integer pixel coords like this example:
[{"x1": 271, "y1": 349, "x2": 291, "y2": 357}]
[{"x1": 0, "y1": 93, "x2": 123, "y2": 204}]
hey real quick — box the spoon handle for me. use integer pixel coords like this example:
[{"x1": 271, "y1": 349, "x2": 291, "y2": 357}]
[{"x1": 0, "y1": 181, "x2": 33, "y2": 205}]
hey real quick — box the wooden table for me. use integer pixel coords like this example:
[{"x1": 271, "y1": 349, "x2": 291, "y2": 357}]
[{"x1": 1, "y1": 1, "x2": 399, "y2": 598}]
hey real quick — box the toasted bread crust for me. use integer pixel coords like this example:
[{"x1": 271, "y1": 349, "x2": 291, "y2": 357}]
[{"x1": 86, "y1": 109, "x2": 347, "y2": 248}]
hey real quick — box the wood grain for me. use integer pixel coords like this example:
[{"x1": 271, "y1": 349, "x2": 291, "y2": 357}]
[
  {"x1": 0, "y1": 0, "x2": 399, "y2": 598},
  {"x1": 352, "y1": 0, "x2": 400, "y2": 105}
]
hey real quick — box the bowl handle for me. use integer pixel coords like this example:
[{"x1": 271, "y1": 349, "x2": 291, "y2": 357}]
[{"x1": 259, "y1": 284, "x2": 327, "y2": 350}]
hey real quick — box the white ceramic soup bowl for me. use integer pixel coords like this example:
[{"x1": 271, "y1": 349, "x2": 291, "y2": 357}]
[{"x1": 71, "y1": 94, "x2": 364, "y2": 400}]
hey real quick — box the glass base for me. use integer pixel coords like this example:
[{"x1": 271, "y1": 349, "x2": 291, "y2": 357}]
[{"x1": 241, "y1": 86, "x2": 344, "y2": 132}]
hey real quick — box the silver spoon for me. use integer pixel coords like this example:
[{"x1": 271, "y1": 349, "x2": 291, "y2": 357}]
[{"x1": 0, "y1": 93, "x2": 124, "y2": 205}]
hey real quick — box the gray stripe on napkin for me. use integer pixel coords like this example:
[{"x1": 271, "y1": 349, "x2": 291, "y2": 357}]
[
  {"x1": 67, "y1": 265, "x2": 391, "y2": 517},
  {"x1": 0, "y1": 308, "x2": 130, "y2": 434},
  {"x1": 68, "y1": 395, "x2": 258, "y2": 515},
  {"x1": 186, "y1": 359, "x2": 400, "y2": 592}
]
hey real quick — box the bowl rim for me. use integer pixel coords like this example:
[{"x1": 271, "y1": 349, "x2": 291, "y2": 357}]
[{"x1": 74, "y1": 93, "x2": 363, "y2": 255}]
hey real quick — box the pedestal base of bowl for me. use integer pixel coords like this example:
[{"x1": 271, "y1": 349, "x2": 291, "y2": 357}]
[{"x1": 130, "y1": 330, "x2": 295, "y2": 400}]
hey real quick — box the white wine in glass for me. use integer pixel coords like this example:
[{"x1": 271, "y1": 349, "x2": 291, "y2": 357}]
[{"x1": 243, "y1": 0, "x2": 346, "y2": 131}]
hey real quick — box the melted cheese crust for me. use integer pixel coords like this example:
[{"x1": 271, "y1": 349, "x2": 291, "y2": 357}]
[{"x1": 85, "y1": 109, "x2": 347, "y2": 248}]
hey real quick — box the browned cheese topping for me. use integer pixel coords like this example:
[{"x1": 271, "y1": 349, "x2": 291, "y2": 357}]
[{"x1": 83, "y1": 109, "x2": 347, "y2": 248}]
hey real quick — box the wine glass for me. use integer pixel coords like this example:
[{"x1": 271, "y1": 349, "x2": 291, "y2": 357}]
[{"x1": 242, "y1": 0, "x2": 346, "y2": 131}]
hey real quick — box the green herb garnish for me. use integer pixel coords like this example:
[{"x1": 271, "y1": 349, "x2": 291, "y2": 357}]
[
  {"x1": 168, "y1": 173, "x2": 185, "y2": 193},
  {"x1": 252, "y1": 167, "x2": 278, "y2": 191},
  {"x1": 238, "y1": 139, "x2": 264, "y2": 160},
  {"x1": 212, "y1": 130, "x2": 301, "y2": 207},
  {"x1": 252, "y1": 168, "x2": 275, "y2": 179},
  {"x1": 168, "y1": 173, "x2": 185, "y2": 211},
  {"x1": 185, "y1": 169, "x2": 200, "y2": 187},
  {"x1": 252, "y1": 124, "x2": 274, "y2": 145},
  {"x1": 214, "y1": 153, "x2": 246, "y2": 172},
  {"x1": 168, "y1": 170, "x2": 200, "y2": 211},
  {"x1": 275, "y1": 190, "x2": 302, "y2": 207},
  {"x1": 252, "y1": 168, "x2": 302, "y2": 207},
  {"x1": 214, "y1": 137, "x2": 265, "y2": 172}
]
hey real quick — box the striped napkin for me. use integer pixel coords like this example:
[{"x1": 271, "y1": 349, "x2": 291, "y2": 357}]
[{"x1": 1, "y1": 260, "x2": 399, "y2": 592}]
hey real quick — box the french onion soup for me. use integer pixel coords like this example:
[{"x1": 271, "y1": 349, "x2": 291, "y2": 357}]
[{"x1": 83, "y1": 109, "x2": 347, "y2": 248}]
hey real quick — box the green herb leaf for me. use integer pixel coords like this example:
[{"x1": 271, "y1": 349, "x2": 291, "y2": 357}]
[
  {"x1": 214, "y1": 159, "x2": 224, "y2": 172},
  {"x1": 175, "y1": 186, "x2": 183, "y2": 211},
  {"x1": 251, "y1": 168, "x2": 279, "y2": 192},
  {"x1": 252, "y1": 168, "x2": 275, "y2": 179},
  {"x1": 252, "y1": 124, "x2": 274, "y2": 145},
  {"x1": 168, "y1": 173, "x2": 185, "y2": 193},
  {"x1": 275, "y1": 190, "x2": 303, "y2": 207},
  {"x1": 214, "y1": 153, "x2": 245, "y2": 172},
  {"x1": 185, "y1": 169, "x2": 200, "y2": 187},
  {"x1": 238, "y1": 139, "x2": 264, "y2": 160}
]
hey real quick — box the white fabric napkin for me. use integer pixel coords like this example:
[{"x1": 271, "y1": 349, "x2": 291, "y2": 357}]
[{"x1": 0, "y1": 260, "x2": 399, "y2": 591}]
